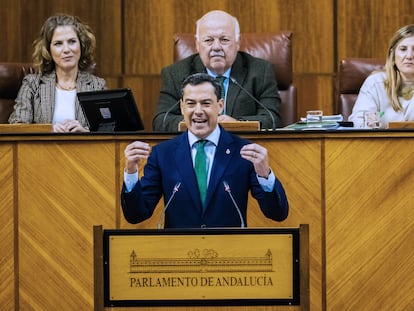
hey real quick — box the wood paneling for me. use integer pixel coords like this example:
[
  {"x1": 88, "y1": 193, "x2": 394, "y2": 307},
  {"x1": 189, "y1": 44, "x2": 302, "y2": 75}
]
[
  {"x1": 291, "y1": 1, "x2": 334, "y2": 73},
  {"x1": 295, "y1": 74, "x2": 334, "y2": 117},
  {"x1": 325, "y1": 137, "x2": 414, "y2": 311},
  {"x1": 1, "y1": 1, "x2": 414, "y2": 309},
  {"x1": 336, "y1": 0, "x2": 414, "y2": 60},
  {"x1": 0, "y1": 0, "x2": 122, "y2": 75},
  {"x1": 122, "y1": 75, "x2": 162, "y2": 131},
  {"x1": 4, "y1": 0, "x2": 414, "y2": 122},
  {"x1": 0, "y1": 133, "x2": 320, "y2": 311},
  {"x1": 0, "y1": 0, "x2": 335, "y2": 123},
  {"x1": 2, "y1": 132, "x2": 413, "y2": 310},
  {"x1": 0, "y1": 145, "x2": 15, "y2": 310},
  {"x1": 17, "y1": 141, "x2": 118, "y2": 309}
]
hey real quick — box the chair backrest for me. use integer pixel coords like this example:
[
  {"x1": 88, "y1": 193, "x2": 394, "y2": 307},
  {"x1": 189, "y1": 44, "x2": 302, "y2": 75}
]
[
  {"x1": 0, "y1": 62, "x2": 36, "y2": 123},
  {"x1": 173, "y1": 32, "x2": 296, "y2": 127},
  {"x1": 336, "y1": 58, "x2": 385, "y2": 120}
]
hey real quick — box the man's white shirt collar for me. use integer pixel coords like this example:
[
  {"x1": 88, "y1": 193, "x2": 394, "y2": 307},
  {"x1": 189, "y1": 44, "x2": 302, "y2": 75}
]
[{"x1": 188, "y1": 125, "x2": 221, "y2": 147}]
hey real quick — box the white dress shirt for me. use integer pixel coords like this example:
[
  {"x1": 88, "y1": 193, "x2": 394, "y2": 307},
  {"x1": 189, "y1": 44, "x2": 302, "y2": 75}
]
[{"x1": 124, "y1": 126, "x2": 275, "y2": 192}]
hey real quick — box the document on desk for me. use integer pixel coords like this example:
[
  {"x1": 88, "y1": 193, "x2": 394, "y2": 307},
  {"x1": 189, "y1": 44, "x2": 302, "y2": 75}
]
[
  {"x1": 277, "y1": 114, "x2": 346, "y2": 131},
  {"x1": 299, "y1": 114, "x2": 344, "y2": 122},
  {"x1": 279, "y1": 121, "x2": 340, "y2": 131}
]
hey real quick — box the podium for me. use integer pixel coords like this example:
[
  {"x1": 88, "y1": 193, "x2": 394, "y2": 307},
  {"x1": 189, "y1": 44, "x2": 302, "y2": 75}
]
[{"x1": 93, "y1": 225, "x2": 309, "y2": 310}]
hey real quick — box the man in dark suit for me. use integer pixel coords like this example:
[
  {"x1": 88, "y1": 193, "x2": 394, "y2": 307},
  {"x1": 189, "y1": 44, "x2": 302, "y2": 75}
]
[
  {"x1": 152, "y1": 10, "x2": 281, "y2": 132},
  {"x1": 122, "y1": 73, "x2": 288, "y2": 228}
]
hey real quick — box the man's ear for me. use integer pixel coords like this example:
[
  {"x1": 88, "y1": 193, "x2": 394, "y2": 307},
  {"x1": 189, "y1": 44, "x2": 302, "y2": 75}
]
[
  {"x1": 195, "y1": 35, "x2": 200, "y2": 53},
  {"x1": 218, "y1": 98, "x2": 224, "y2": 115},
  {"x1": 180, "y1": 100, "x2": 185, "y2": 115},
  {"x1": 236, "y1": 34, "x2": 241, "y2": 51}
]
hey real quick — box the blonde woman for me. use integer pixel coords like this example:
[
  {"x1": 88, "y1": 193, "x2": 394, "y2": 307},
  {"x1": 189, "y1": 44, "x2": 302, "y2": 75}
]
[{"x1": 349, "y1": 24, "x2": 414, "y2": 128}]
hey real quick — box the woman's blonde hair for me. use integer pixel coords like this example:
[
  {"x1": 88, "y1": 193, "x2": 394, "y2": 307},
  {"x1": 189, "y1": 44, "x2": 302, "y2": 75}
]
[
  {"x1": 384, "y1": 24, "x2": 414, "y2": 111},
  {"x1": 32, "y1": 14, "x2": 96, "y2": 74}
]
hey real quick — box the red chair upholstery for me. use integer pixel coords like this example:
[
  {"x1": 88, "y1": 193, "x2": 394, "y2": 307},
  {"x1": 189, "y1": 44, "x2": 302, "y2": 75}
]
[
  {"x1": 0, "y1": 62, "x2": 36, "y2": 123},
  {"x1": 173, "y1": 32, "x2": 296, "y2": 127},
  {"x1": 336, "y1": 58, "x2": 385, "y2": 120}
]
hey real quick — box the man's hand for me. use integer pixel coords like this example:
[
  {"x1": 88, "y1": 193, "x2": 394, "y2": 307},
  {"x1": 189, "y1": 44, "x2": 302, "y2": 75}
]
[
  {"x1": 124, "y1": 141, "x2": 151, "y2": 173},
  {"x1": 240, "y1": 143, "x2": 270, "y2": 178},
  {"x1": 218, "y1": 114, "x2": 236, "y2": 122}
]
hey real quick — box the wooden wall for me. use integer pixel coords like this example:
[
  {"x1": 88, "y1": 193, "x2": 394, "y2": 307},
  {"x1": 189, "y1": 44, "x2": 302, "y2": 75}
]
[{"x1": 2, "y1": 0, "x2": 414, "y2": 129}]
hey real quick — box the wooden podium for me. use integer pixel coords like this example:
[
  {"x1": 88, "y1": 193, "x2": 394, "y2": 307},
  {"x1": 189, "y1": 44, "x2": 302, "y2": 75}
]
[{"x1": 93, "y1": 225, "x2": 309, "y2": 310}]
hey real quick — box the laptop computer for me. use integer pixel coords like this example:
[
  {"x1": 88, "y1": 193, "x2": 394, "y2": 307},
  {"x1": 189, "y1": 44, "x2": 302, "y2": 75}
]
[{"x1": 78, "y1": 88, "x2": 144, "y2": 132}]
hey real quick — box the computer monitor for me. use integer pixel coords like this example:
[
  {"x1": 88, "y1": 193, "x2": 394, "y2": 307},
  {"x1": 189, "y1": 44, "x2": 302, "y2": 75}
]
[{"x1": 78, "y1": 88, "x2": 144, "y2": 132}]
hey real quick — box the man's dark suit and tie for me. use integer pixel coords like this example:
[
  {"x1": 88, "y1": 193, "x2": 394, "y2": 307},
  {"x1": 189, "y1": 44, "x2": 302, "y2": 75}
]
[
  {"x1": 121, "y1": 73, "x2": 288, "y2": 228},
  {"x1": 152, "y1": 10, "x2": 281, "y2": 132}
]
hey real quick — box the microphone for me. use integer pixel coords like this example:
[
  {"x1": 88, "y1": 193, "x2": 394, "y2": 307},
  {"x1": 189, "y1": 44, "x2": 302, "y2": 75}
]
[
  {"x1": 229, "y1": 76, "x2": 276, "y2": 131},
  {"x1": 223, "y1": 181, "x2": 245, "y2": 228},
  {"x1": 157, "y1": 182, "x2": 181, "y2": 229},
  {"x1": 162, "y1": 100, "x2": 180, "y2": 132}
]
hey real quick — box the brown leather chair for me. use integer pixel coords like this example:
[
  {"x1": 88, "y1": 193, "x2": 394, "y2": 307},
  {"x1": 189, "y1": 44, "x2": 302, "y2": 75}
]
[
  {"x1": 0, "y1": 62, "x2": 36, "y2": 123},
  {"x1": 173, "y1": 32, "x2": 296, "y2": 127},
  {"x1": 336, "y1": 58, "x2": 385, "y2": 121}
]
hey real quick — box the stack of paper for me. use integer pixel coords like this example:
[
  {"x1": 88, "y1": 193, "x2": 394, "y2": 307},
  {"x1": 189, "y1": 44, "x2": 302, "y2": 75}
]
[{"x1": 300, "y1": 114, "x2": 344, "y2": 122}]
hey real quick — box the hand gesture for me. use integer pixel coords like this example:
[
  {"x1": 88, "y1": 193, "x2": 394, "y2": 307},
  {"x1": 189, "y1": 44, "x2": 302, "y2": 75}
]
[
  {"x1": 240, "y1": 143, "x2": 270, "y2": 178},
  {"x1": 124, "y1": 141, "x2": 151, "y2": 173}
]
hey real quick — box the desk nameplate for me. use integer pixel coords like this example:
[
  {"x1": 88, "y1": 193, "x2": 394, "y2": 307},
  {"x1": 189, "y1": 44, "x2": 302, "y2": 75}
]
[
  {"x1": 103, "y1": 228, "x2": 300, "y2": 307},
  {"x1": 0, "y1": 123, "x2": 53, "y2": 133},
  {"x1": 388, "y1": 121, "x2": 414, "y2": 128}
]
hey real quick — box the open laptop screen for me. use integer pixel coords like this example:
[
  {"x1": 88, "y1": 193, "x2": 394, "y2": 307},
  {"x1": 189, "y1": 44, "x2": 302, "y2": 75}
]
[{"x1": 78, "y1": 88, "x2": 144, "y2": 132}]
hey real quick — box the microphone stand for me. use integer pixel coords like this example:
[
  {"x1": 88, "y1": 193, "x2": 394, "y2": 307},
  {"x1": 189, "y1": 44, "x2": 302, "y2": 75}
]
[
  {"x1": 162, "y1": 100, "x2": 180, "y2": 132},
  {"x1": 223, "y1": 181, "x2": 245, "y2": 228},
  {"x1": 157, "y1": 182, "x2": 181, "y2": 229},
  {"x1": 229, "y1": 76, "x2": 276, "y2": 131}
]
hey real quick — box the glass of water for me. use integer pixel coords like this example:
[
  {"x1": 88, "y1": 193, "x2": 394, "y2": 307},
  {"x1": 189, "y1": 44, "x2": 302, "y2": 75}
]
[
  {"x1": 363, "y1": 111, "x2": 380, "y2": 129},
  {"x1": 306, "y1": 110, "x2": 323, "y2": 127}
]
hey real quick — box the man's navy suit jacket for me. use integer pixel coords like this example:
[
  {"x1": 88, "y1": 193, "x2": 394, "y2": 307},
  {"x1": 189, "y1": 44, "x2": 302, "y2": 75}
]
[{"x1": 121, "y1": 128, "x2": 288, "y2": 228}]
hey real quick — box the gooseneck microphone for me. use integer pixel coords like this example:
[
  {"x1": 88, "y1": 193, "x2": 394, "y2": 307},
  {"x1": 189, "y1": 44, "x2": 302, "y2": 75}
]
[
  {"x1": 229, "y1": 76, "x2": 276, "y2": 131},
  {"x1": 223, "y1": 181, "x2": 245, "y2": 228},
  {"x1": 162, "y1": 100, "x2": 180, "y2": 132},
  {"x1": 157, "y1": 182, "x2": 181, "y2": 229}
]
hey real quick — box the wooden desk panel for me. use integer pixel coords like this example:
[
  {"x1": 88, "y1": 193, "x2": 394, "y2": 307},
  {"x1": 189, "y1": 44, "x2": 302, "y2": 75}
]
[
  {"x1": 251, "y1": 138, "x2": 324, "y2": 311},
  {"x1": 325, "y1": 137, "x2": 414, "y2": 311},
  {"x1": 17, "y1": 141, "x2": 118, "y2": 310},
  {"x1": 0, "y1": 145, "x2": 15, "y2": 310},
  {"x1": 0, "y1": 131, "x2": 413, "y2": 311}
]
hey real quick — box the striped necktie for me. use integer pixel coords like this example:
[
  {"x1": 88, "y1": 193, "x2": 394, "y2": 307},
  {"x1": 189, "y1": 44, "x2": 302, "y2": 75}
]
[
  {"x1": 216, "y1": 76, "x2": 226, "y2": 99},
  {"x1": 194, "y1": 140, "x2": 207, "y2": 204}
]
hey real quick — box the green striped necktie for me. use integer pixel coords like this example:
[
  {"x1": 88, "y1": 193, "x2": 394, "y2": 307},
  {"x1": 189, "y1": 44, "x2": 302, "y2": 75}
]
[
  {"x1": 216, "y1": 76, "x2": 226, "y2": 99},
  {"x1": 194, "y1": 140, "x2": 207, "y2": 204}
]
